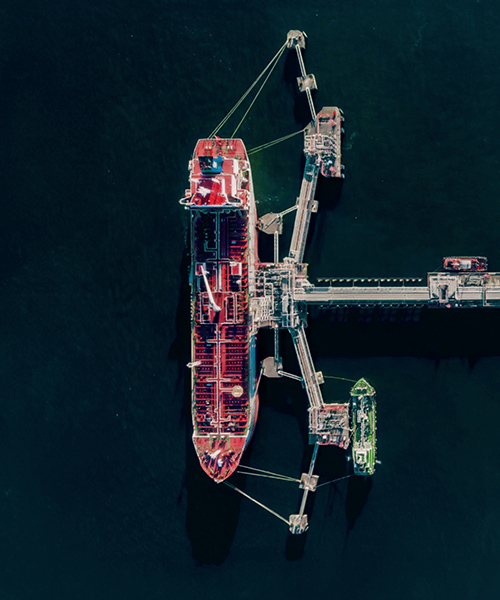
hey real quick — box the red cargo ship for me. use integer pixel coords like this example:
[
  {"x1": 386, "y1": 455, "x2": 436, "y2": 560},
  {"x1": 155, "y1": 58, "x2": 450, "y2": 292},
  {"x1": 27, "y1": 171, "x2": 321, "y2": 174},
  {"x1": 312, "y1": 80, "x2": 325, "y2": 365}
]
[{"x1": 180, "y1": 138, "x2": 258, "y2": 483}]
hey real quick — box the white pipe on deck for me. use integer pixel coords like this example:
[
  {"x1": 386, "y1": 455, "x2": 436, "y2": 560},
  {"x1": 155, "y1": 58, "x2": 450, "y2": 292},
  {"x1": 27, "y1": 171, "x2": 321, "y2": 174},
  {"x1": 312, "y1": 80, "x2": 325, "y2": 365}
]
[{"x1": 199, "y1": 265, "x2": 221, "y2": 312}]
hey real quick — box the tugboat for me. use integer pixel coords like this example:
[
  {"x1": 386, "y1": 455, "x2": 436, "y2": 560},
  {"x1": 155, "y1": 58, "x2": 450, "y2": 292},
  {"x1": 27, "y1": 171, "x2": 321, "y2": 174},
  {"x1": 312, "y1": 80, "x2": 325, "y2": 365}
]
[
  {"x1": 443, "y1": 256, "x2": 488, "y2": 272},
  {"x1": 350, "y1": 378, "x2": 377, "y2": 476}
]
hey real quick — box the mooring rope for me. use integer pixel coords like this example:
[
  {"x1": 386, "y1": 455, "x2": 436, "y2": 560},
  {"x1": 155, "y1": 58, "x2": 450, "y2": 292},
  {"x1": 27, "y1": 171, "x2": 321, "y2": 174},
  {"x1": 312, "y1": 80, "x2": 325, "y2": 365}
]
[
  {"x1": 223, "y1": 481, "x2": 290, "y2": 525},
  {"x1": 231, "y1": 42, "x2": 287, "y2": 138},
  {"x1": 208, "y1": 41, "x2": 287, "y2": 140},
  {"x1": 237, "y1": 464, "x2": 300, "y2": 483},
  {"x1": 255, "y1": 364, "x2": 264, "y2": 396},
  {"x1": 248, "y1": 126, "x2": 308, "y2": 155},
  {"x1": 236, "y1": 471, "x2": 299, "y2": 482},
  {"x1": 316, "y1": 474, "x2": 354, "y2": 488},
  {"x1": 323, "y1": 375, "x2": 358, "y2": 383}
]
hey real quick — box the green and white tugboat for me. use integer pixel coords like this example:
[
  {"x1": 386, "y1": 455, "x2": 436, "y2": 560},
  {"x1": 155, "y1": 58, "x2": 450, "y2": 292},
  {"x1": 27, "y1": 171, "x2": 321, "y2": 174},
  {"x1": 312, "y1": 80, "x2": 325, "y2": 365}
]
[{"x1": 350, "y1": 378, "x2": 377, "y2": 476}]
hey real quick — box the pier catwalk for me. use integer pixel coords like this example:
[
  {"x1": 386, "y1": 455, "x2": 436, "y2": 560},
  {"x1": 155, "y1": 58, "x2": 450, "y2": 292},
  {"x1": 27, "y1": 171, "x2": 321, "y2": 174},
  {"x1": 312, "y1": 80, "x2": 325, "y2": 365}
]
[{"x1": 294, "y1": 273, "x2": 500, "y2": 308}]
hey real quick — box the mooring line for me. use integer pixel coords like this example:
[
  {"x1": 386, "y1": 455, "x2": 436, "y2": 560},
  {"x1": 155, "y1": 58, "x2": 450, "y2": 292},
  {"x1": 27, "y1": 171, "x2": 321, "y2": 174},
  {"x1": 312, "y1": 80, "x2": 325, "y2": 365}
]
[
  {"x1": 323, "y1": 375, "x2": 358, "y2": 383},
  {"x1": 237, "y1": 464, "x2": 299, "y2": 482},
  {"x1": 236, "y1": 471, "x2": 299, "y2": 483},
  {"x1": 248, "y1": 126, "x2": 307, "y2": 155},
  {"x1": 231, "y1": 42, "x2": 287, "y2": 138},
  {"x1": 208, "y1": 41, "x2": 287, "y2": 139},
  {"x1": 223, "y1": 481, "x2": 290, "y2": 525},
  {"x1": 316, "y1": 474, "x2": 354, "y2": 488}
]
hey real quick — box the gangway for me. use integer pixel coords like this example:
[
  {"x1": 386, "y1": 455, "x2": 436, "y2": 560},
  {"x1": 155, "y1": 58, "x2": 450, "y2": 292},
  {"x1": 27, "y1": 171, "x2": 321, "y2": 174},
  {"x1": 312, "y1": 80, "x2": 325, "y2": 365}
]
[
  {"x1": 288, "y1": 156, "x2": 320, "y2": 263},
  {"x1": 289, "y1": 323, "x2": 324, "y2": 409}
]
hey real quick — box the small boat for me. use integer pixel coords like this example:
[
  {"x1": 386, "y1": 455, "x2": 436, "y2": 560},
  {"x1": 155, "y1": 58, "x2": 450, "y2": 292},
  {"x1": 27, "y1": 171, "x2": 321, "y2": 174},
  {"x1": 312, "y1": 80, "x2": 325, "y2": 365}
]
[
  {"x1": 442, "y1": 256, "x2": 487, "y2": 272},
  {"x1": 350, "y1": 378, "x2": 376, "y2": 476}
]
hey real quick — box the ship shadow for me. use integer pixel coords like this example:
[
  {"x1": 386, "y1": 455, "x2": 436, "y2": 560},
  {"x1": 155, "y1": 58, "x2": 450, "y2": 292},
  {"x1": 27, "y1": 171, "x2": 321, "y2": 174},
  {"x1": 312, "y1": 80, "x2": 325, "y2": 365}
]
[
  {"x1": 341, "y1": 474, "x2": 374, "y2": 554},
  {"x1": 257, "y1": 329, "x2": 310, "y2": 444},
  {"x1": 305, "y1": 176, "x2": 344, "y2": 274},
  {"x1": 257, "y1": 228, "x2": 277, "y2": 264},
  {"x1": 184, "y1": 443, "x2": 247, "y2": 565},
  {"x1": 168, "y1": 248, "x2": 191, "y2": 407},
  {"x1": 182, "y1": 357, "x2": 249, "y2": 565},
  {"x1": 344, "y1": 474, "x2": 373, "y2": 531},
  {"x1": 305, "y1": 307, "x2": 500, "y2": 360}
]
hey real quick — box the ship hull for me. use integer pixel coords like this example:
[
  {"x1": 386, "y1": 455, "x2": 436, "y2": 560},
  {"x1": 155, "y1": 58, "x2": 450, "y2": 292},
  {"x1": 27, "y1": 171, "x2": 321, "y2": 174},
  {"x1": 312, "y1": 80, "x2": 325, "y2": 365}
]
[
  {"x1": 181, "y1": 139, "x2": 258, "y2": 483},
  {"x1": 350, "y1": 378, "x2": 376, "y2": 476}
]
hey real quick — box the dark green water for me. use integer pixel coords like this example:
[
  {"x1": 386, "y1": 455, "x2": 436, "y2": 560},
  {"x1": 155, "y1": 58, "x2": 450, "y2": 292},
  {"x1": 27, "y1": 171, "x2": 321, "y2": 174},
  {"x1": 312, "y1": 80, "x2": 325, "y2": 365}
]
[{"x1": 1, "y1": 1, "x2": 500, "y2": 598}]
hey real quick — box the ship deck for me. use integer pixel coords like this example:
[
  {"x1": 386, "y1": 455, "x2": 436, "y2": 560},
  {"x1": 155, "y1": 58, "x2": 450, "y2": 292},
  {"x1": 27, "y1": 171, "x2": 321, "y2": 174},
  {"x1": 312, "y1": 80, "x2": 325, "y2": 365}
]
[{"x1": 185, "y1": 139, "x2": 256, "y2": 482}]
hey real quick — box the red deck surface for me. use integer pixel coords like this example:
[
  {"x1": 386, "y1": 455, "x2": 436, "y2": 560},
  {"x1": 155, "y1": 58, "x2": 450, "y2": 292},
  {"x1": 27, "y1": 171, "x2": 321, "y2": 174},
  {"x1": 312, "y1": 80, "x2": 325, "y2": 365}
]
[{"x1": 183, "y1": 139, "x2": 256, "y2": 482}]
